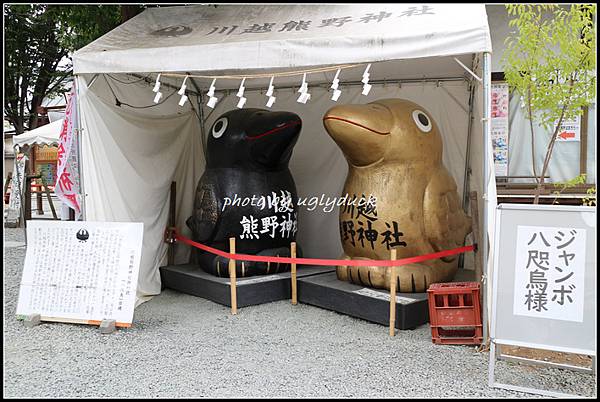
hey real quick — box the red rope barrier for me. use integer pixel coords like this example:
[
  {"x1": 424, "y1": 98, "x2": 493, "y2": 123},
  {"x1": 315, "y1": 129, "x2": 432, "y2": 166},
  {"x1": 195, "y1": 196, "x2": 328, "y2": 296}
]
[{"x1": 173, "y1": 230, "x2": 475, "y2": 268}]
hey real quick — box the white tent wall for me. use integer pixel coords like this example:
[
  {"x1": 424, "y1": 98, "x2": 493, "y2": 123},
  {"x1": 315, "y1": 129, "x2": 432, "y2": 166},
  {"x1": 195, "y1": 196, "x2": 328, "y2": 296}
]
[
  {"x1": 76, "y1": 74, "x2": 204, "y2": 303},
  {"x1": 202, "y1": 74, "x2": 481, "y2": 267}
]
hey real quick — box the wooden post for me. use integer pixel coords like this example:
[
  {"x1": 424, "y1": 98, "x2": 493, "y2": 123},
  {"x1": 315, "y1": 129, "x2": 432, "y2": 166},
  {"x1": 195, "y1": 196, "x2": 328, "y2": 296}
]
[
  {"x1": 36, "y1": 181, "x2": 44, "y2": 215},
  {"x1": 3, "y1": 171, "x2": 12, "y2": 198},
  {"x1": 23, "y1": 159, "x2": 32, "y2": 223},
  {"x1": 168, "y1": 181, "x2": 176, "y2": 266},
  {"x1": 389, "y1": 248, "x2": 397, "y2": 337},
  {"x1": 579, "y1": 107, "x2": 588, "y2": 178},
  {"x1": 291, "y1": 242, "x2": 297, "y2": 305},
  {"x1": 469, "y1": 191, "x2": 483, "y2": 304},
  {"x1": 229, "y1": 237, "x2": 237, "y2": 315},
  {"x1": 40, "y1": 177, "x2": 58, "y2": 220}
]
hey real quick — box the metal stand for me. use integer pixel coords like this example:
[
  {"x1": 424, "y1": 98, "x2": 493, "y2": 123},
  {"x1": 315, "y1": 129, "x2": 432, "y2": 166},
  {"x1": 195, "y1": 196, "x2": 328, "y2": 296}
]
[
  {"x1": 24, "y1": 313, "x2": 41, "y2": 328},
  {"x1": 489, "y1": 339, "x2": 596, "y2": 397},
  {"x1": 99, "y1": 319, "x2": 117, "y2": 334}
]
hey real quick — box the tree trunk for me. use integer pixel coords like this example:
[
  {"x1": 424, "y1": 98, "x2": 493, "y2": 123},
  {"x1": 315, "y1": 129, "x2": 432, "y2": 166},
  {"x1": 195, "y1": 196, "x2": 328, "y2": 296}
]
[{"x1": 121, "y1": 5, "x2": 141, "y2": 23}]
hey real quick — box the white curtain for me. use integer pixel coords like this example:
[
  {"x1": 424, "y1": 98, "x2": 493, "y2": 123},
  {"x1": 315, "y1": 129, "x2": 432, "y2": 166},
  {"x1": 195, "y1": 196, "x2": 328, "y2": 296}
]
[{"x1": 77, "y1": 75, "x2": 204, "y2": 304}]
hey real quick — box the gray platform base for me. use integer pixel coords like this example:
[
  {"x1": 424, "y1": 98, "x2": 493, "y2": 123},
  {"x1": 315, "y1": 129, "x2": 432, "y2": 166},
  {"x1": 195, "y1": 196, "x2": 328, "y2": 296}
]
[
  {"x1": 297, "y1": 272, "x2": 430, "y2": 330},
  {"x1": 160, "y1": 264, "x2": 334, "y2": 308}
]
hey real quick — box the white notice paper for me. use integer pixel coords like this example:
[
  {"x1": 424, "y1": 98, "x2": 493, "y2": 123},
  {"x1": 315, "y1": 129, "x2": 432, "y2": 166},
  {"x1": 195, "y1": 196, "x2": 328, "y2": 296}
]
[
  {"x1": 513, "y1": 225, "x2": 586, "y2": 322},
  {"x1": 353, "y1": 287, "x2": 417, "y2": 305},
  {"x1": 16, "y1": 221, "x2": 144, "y2": 327}
]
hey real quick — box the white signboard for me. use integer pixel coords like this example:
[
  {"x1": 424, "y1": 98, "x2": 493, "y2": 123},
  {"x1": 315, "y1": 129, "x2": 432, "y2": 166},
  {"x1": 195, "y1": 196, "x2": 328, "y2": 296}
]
[
  {"x1": 16, "y1": 221, "x2": 144, "y2": 327},
  {"x1": 491, "y1": 83, "x2": 509, "y2": 176},
  {"x1": 555, "y1": 114, "x2": 581, "y2": 142},
  {"x1": 491, "y1": 204, "x2": 595, "y2": 354},
  {"x1": 489, "y1": 204, "x2": 596, "y2": 397},
  {"x1": 513, "y1": 225, "x2": 586, "y2": 322}
]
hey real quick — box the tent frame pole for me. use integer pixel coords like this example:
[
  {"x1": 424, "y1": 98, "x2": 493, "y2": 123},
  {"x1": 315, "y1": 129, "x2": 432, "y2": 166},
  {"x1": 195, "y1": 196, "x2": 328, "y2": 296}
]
[
  {"x1": 75, "y1": 75, "x2": 86, "y2": 221},
  {"x1": 462, "y1": 75, "x2": 476, "y2": 210},
  {"x1": 482, "y1": 51, "x2": 492, "y2": 344}
]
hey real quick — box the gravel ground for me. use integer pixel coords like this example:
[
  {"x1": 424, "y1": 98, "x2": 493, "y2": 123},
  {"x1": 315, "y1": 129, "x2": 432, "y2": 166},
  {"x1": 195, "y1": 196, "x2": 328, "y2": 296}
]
[{"x1": 3, "y1": 227, "x2": 596, "y2": 398}]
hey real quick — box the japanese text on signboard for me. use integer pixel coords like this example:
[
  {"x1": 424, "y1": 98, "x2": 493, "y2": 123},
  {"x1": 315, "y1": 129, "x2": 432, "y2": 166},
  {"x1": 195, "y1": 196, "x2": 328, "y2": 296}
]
[{"x1": 513, "y1": 225, "x2": 586, "y2": 322}]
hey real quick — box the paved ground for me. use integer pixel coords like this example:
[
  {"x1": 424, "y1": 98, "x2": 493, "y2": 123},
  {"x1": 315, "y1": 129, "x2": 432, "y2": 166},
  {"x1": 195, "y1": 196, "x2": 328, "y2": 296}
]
[{"x1": 3, "y1": 227, "x2": 596, "y2": 398}]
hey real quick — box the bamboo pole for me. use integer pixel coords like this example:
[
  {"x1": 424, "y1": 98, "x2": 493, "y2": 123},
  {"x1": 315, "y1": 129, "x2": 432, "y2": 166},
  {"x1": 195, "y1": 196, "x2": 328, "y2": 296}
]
[
  {"x1": 291, "y1": 242, "x2": 297, "y2": 305},
  {"x1": 389, "y1": 248, "x2": 397, "y2": 337},
  {"x1": 229, "y1": 237, "x2": 237, "y2": 315}
]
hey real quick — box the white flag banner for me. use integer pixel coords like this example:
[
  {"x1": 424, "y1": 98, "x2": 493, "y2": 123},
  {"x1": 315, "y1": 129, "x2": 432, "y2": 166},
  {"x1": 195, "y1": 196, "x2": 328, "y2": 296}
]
[
  {"x1": 55, "y1": 83, "x2": 82, "y2": 219},
  {"x1": 7, "y1": 154, "x2": 28, "y2": 219}
]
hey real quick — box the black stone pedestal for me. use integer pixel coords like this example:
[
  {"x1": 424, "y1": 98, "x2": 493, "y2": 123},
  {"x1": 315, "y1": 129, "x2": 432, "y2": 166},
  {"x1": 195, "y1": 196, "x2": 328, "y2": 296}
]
[
  {"x1": 297, "y1": 269, "x2": 476, "y2": 330},
  {"x1": 297, "y1": 271, "x2": 430, "y2": 330},
  {"x1": 160, "y1": 264, "x2": 334, "y2": 308}
]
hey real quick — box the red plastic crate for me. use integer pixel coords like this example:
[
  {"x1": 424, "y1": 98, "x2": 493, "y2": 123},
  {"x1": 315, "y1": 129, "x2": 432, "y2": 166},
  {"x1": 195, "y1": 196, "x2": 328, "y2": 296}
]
[{"x1": 426, "y1": 282, "x2": 483, "y2": 345}]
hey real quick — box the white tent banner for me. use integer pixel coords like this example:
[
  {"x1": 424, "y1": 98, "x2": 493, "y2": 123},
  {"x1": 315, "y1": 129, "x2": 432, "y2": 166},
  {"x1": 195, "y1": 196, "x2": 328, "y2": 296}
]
[
  {"x1": 7, "y1": 154, "x2": 28, "y2": 218},
  {"x1": 73, "y1": 4, "x2": 491, "y2": 74}
]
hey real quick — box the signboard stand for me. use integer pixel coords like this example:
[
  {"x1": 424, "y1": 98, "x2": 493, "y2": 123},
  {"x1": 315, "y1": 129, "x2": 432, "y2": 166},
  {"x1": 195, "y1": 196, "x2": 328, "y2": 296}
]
[
  {"x1": 99, "y1": 319, "x2": 117, "y2": 334},
  {"x1": 489, "y1": 204, "x2": 596, "y2": 397},
  {"x1": 495, "y1": 343, "x2": 595, "y2": 374},
  {"x1": 24, "y1": 313, "x2": 41, "y2": 328},
  {"x1": 488, "y1": 341, "x2": 594, "y2": 398}
]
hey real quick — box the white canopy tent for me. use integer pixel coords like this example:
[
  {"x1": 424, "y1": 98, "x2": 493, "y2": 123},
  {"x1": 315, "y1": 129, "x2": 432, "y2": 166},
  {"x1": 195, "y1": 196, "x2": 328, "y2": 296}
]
[
  {"x1": 72, "y1": 3, "x2": 496, "y2": 332},
  {"x1": 12, "y1": 118, "x2": 63, "y2": 148}
]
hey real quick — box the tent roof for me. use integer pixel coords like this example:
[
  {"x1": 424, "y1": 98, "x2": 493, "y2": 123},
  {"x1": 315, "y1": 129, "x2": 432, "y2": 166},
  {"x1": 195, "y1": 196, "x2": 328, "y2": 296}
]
[
  {"x1": 12, "y1": 119, "x2": 63, "y2": 147},
  {"x1": 73, "y1": 4, "x2": 491, "y2": 75}
]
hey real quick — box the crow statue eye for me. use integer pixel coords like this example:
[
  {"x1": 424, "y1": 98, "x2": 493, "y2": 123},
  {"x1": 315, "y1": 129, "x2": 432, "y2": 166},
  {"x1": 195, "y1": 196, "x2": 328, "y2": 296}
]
[
  {"x1": 412, "y1": 110, "x2": 432, "y2": 133},
  {"x1": 212, "y1": 117, "x2": 228, "y2": 138}
]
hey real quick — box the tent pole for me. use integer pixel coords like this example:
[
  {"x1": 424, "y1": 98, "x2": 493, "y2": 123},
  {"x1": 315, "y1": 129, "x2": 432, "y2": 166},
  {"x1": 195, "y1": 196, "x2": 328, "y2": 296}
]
[
  {"x1": 75, "y1": 76, "x2": 86, "y2": 221},
  {"x1": 458, "y1": 79, "x2": 476, "y2": 271},
  {"x1": 462, "y1": 65, "x2": 476, "y2": 211},
  {"x1": 482, "y1": 51, "x2": 492, "y2": 344}
]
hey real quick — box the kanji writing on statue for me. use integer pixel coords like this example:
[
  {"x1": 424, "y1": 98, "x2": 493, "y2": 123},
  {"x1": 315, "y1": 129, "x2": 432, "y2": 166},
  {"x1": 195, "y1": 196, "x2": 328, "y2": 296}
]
[
  {"x1": 513, "y1": 225, "x2": 587, "y2": 322},
  {"x1": 339, "y1": 194, "x2": 407, "y2": 251},
  {"x1": 239, "y1": 212, "x2": 298, "y2": 239}
]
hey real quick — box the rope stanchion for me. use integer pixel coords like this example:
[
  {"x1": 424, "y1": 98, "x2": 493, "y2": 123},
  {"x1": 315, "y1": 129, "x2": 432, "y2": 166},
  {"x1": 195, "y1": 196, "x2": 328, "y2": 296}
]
[
  {"x1": 389, "y1": 248, "x2": 397, "y2": 337},
  {"x1": 172, "y1": 230, "x2": 475, "y2": 268},
  {"x1": 169, "y1": 228, "x2": 477, "y2": 330},
  {"x1": 291, "y1": 242, "x2": 298, "y2": 305},
  {"x1": 229, "y1": 237, "x2": 237, "y2": 315}
]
